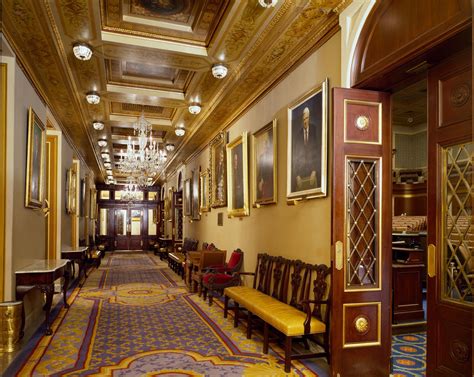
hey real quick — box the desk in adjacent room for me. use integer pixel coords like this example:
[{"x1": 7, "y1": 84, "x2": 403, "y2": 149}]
[{"x1": 15, "y1": 259, "x2": 71, "y2": 336}]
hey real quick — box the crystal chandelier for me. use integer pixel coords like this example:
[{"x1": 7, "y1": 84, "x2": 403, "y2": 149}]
[{"x1": 121, "y1": 177, "x2": 141, "y2": 202}]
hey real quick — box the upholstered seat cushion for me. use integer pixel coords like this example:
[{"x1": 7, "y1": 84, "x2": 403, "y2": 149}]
[
  {"x1": 203, "y1": 273, "x2": 233, "y2": 285},
  {"x1": 224, "y1": 286, "x2": 325, "y2": 337}
]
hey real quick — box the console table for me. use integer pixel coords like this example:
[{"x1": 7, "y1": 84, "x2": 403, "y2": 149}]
[
  {"x1": 61, "y1": 247, "x2": 88, "y2": 286},
  {"x1": 15, "y1": 259, "x2": 71, "y2": 336}
]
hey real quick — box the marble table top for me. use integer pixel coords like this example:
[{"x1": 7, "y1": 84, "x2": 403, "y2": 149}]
[{"x1": 15, "y1": 259, "x2": 69, "y2": 274}]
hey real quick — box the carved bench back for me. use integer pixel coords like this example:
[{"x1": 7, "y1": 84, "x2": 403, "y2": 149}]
[{"x1": 253, "y1": 253, "x2": 331, "y2": 323}]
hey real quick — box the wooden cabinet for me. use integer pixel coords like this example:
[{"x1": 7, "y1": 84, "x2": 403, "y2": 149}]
[{"x1": 393, "y1": 264, "x2": 425, "y2": 323}]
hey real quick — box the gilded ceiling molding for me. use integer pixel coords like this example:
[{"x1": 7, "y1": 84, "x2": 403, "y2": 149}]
[{"x1": 57, "y1": 0, "x2": 97, "y2": 40}]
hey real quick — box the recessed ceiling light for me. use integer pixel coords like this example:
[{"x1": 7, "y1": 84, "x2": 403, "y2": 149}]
[
  {"x1": 98, "y1": 139, "x2": 107, "y2": 147},
  {"x1": 188, "y1": 103, "x2": 201, "y2": 115},
  {"x1": 175, "y1": 124, "x2": 185, "y2": 137},
  {"x1": 165, "y1": 143, "x2": 175, "y2": 152},
  {"x1": 258, "y1": 0, "x2": 278, "y2": 7},
  {"x1": 211, "y1": 63, "x2": 228, "y2": 79},
  {"x1": 72, "y1": 42, "x2": 93, "y2": 61},
  {"x1": 92, "y1": 121, "x2": 104, "y2": 130},
  {"x1": 86, "y1": 91, "x2": 100, "y2": 105}
]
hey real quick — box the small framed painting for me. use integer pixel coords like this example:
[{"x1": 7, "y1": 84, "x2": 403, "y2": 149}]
[
  {"x1": 252, "y1": 119, "x2": 277, "y2": 206},
  {"x1": 226, "y1": 132, "x2": 249, "y2": 217},
  {"x1": 25, "y1": 107, "x2": 45, "y2": 209},
  {"x1": 209, "y1": 132, "x2": 227, "y2": 208},
  {"x1": 65, "y1": 167, "x2": 77, "y2": 214},
  {"x1": 200, "y1": 169, "x2": 210, "y2": 213},
  {"x1": 183, "y1": 177, "x2": 192, "y2": 216},
  {"x1": 191, "y1": 168, "x2": 200, "y2": 221},
  {"x1": 287, "y1": 78, "x2": 328, "y2": 200}
]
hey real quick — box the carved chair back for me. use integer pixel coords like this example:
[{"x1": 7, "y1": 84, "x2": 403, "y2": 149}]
[
  {"x1": 252, "y1": 253, "x2": 331, "y2": 324},
  {"x1": 181, "y1": 238, "x2": 199, "y2": 255}
]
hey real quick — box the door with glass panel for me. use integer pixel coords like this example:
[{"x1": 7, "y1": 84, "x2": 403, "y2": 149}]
[
  {"x1": 129, "y1": 208, "x2": 143, "y2": 250},
  {"x1": 331, "y1": 87, "x2": 391, "y2": 376},
  {"x1": 115, "y1": 208, "x2": 129, "y2": 250},
  {"x1": 426, "y1": 48, "x2": 472, "y2": 376}
]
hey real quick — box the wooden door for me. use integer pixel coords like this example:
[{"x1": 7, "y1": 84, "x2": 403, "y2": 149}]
[
  {"x1": 331, "y1": 88, "x2": 391, "y2": 376},
  {"x1": 115, "y1": 208, "x2": 129, "y2": 250},
  {"x1": 129, "y1": 208, "x2": 143, "y2": 250},
  {"x1": 426, "y1": 48, "x2": 472, "y2": 376}
]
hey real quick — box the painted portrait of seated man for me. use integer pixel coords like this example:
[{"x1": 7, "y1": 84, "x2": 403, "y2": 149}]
[{"x1": 291, "y1": 90, "x2": 323, "y2": 193}]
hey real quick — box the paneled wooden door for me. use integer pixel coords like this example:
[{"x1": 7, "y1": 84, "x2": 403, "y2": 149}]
[
  {"x1": 331, "y1": 88, "x2": 391, "y2": 376},
  {"x1": 426, "y1": 48, "x2": 472, "y2": 376},
  {"x1": 114, "y1": 207, "x2": 144, "y2": 250}
]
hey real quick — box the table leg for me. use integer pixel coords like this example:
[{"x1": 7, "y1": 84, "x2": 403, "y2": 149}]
[
  {"x1": 41, "y1": 284, "x2": 54, "y2": 335},
  {"x1": 63, "y1": 266, "x2": 70, "y2": 309},
  {"x1": 15, "y1": 290, "x2": 28, "y2": 339}
]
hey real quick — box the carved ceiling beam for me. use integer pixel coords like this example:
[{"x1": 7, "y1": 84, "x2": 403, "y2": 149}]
[
  {"x1": 105, "y1": 91, "x2": 185, "y2": 108},
  {"x1": 108, "y1": 114, "x2": 172, "y2": 127},
  {"x1": 101, "y1": 31, "x2": 208, "y2": 57}
]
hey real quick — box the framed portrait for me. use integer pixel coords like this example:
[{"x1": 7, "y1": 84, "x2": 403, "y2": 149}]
[
  {"x1": 199, "y1": 169, "x2": 210, "y2": 213},
  {"x1": 183, "y1": 178, "x2": 192, "y2": 216},
  {"x1": 252, "y1": 119, "x2": 277, "y2": 206},
  {"x1": 226, "y1": 132, "x2": 249, "y2": 217},
  {"x1": 209, "y1": 132, "x2": 227, "y2": 208},
  {"x1": 25, "y1": 107, "x2": 45, "y2": 209},
  {"x1": 65, "y1": 167, "x2": 77, "y2": 214},
  {"x1": 287, "y1": 78, "x2": 328, "y2": 200},
  {"x1": 89, "y1": 188, "x2": 97, "y2": 219},
  {"x1": 191, "y1": 168, "x2": 200, "y2": 221}
]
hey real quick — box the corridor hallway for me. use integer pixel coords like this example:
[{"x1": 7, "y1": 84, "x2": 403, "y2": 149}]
[{"x1": 5, "y1": 252, "x2": 328, "y2": 376}]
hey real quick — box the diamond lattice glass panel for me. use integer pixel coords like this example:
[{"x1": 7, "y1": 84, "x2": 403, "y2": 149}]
[
  {"x1": 346, "y1": 159, "x2": 379, "y2": 288},
  {"x1": 443, "y1": 142, "x2": 473, "y2": 305}
]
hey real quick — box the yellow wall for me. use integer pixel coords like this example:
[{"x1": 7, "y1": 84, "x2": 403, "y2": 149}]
[{"x1": 175, "y1": 32, "x2": 341, "y2": 274}]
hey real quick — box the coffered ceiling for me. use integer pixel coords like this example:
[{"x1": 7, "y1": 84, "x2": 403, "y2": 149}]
[{"x1": 2, "y1": 0, "x2": 349, "y2": 183}]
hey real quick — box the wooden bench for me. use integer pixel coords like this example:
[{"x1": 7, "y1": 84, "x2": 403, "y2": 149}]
[
  {"x1": 168, "y1": 238, "x2": 198, "y2": 278},
  {"x1": 224, "y1": 253, "x2": 331, "y2": 373}
]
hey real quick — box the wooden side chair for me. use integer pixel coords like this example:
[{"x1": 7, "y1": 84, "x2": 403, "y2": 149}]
[
  {"x1": 201, "y1": 249, "x2": 244, "y2": 305},
  {"x1": 191, "y1": 248, "x2": 227, "y2": 295}
]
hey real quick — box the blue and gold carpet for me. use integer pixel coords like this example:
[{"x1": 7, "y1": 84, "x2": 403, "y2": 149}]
[
  {"x1": 7, "y1": 252, "x2": 327, "y2": 376},
  {"x1": 391, "y1": 333, "x2": 426, "y2": 377}
]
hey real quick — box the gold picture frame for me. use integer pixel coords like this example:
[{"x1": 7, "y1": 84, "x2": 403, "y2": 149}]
[
  {"x1": 209, "y1": 132, "x2": 227, "y2": 208},
  {"x1": 252, "y1": 119, "x2": 277, "y2": 206},
  {"x1": 191, "y1": 168, "x2": 200, "y2": 221},
  {"x1": 199, "y1": 169, "x2": 210, "y2": 213},
  {"x1": 226, "y1": 132, "x2": 249, "y2": 217},
  {"x1": 65, "y1": 166, "x2": 77, "y2": 214},
  {"x1": 183, "y1": 177, "x2": 192, "y2": 216},
  {"x1": 25, "y1": 107, "x2": 45, "y2": 209},
  {"x1": 287, "y1": 78, "x2": 328, "y2": 200}
]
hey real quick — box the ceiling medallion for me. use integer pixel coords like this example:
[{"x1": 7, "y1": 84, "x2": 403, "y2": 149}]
[
  {"x1": 188, "y1": 103, "x2": 202, "y2": 115},
  {"x1": 258, "y1": 0, "x2": 278, "y2": 8},
  {"x1": 165, "y1": 143, "x2": 175, "y2": 152},
  {"x1": 86, "y1": 91, "x2": 100, "y2": 105},
  {"x1": 175, "y1": 124, "x2": 186, "y2": 137},
  {"x1": 72, "y1": 42, "x2": 93, "y2": 61},
  {"x1": 98, "y1": 139, "x2": 107, "y2": 147},
  {"x1": 211, "y1": 63, "x2": 228, "y2": 79},
  {"x1": 92, "y1": 121, "x2": 105, "y2": 130}
]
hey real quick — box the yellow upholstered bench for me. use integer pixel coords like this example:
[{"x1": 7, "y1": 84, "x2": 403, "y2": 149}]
[{"x1": 223, "y1": 254, "x2": 331, "y2": 373}]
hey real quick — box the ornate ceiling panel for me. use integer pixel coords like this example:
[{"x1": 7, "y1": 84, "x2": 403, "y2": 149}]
[{"x1": 2, "y1": 0, "x2": 350, "y2": 183}]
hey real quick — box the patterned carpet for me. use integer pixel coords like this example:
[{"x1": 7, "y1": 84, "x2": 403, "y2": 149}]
[
  {"x1": 391, "y1": 333, "x2": 426, "y2": 377},
  {"x1": 6, "y1": 252, "x2": 328, "y2": 376}
]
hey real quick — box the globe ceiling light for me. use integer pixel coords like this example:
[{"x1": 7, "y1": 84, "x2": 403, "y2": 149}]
[
  {"x1": 92, "y1": 121, "x2": 104, "y2": 130},
  {"x1": 101, "y1": 152, "x2": 110, "y2": 159},
  {"x1": 174, "y1": 124, "x2": 185, "y2": 137},
  {"x1": 104, "y1": 162, "x2": 112, "y2": 169},
  {"x1": 188, "y1": 103, "x2": 201, "y2": 115},
  {"x1": 211, "y1": 63, "x2": 228, "y2": 79},
  {"x1": 258, "y1": 0, "x2": 278, "y2": 7},
  {"x1": 72, "y1": 42, "x2": 93, "y2": 61},
  {"x1": 106, "y1": 169, "x2": 113, "y2": 175},
  {"x1": 165, "y1": 143, "x2": 175, "y2": 152},
  {"x1": 98, "y1": 139, "x2": 107, "y2": 147},
  {"x1": 86, "y1": 91, "x2": 100, "y2": 105}
]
